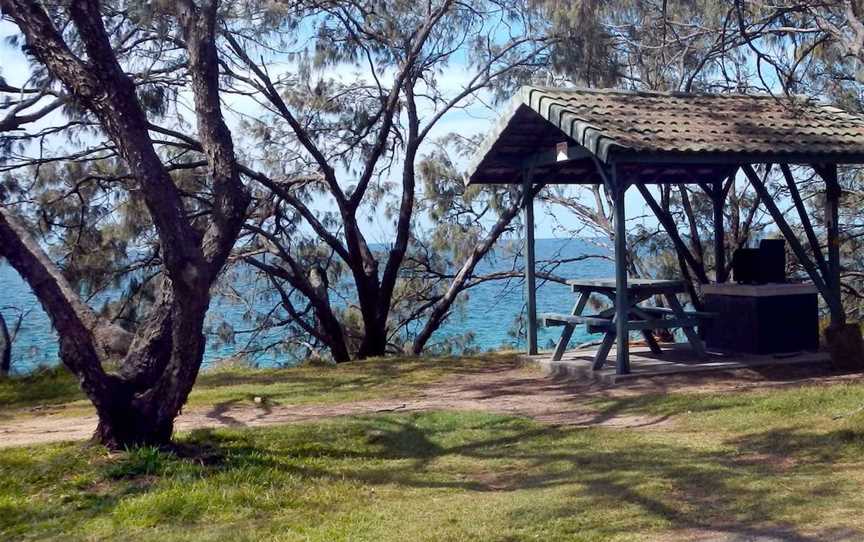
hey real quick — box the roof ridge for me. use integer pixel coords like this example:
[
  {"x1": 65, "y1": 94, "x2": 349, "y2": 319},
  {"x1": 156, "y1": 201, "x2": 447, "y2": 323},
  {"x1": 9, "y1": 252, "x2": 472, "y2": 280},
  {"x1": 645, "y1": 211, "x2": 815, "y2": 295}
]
[{"x1": 520, "y1": 85, "x2": 814, "y2": 103}]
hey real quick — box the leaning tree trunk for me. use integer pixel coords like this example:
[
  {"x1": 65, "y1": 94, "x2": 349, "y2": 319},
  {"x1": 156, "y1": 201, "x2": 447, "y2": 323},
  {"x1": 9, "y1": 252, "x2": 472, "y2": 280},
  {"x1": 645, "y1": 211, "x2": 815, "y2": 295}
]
[
  {"x1": 412, "y1": 186, "x2": 538, "y2": 355},
  {"x1": 0, "y1": 312, "x2": 11, "y2": 377},
  {"x1": 317, "y1": 308, "x2": 352, "y2": 363},
  {"x1": 307, "y1": 266, "x2": 351, "y2": 363}
]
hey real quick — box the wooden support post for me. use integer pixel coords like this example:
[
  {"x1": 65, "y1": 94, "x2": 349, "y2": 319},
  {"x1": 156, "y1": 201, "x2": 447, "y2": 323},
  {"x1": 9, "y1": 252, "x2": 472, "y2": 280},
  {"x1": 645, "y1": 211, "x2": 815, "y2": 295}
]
[
  {"x1": 611, "y1": 166, "x2": 630, "y2": 375},
  {"x1": 813, "y1": 164, "x2": 860, "y2": 369},
  {"x1": 593, "y1": 332, "x2": 616, "y2": 371},
  {"x1": 523, "y1": 170, "x2": 538, "y2": 355},
  {"x1": 819, "y1": 163, "x2": 845, "y2": 325},
  {"x1": 742, "y1": 164, "x2": 843, "y2": 320},
  {"x1": 713, "y1": 180, "x2": 726, "y2": 283}
]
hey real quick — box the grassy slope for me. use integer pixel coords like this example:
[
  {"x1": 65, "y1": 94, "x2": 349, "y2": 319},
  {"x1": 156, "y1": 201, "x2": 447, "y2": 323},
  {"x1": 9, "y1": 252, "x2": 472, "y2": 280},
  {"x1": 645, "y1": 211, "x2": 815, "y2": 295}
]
[
  {"x1": 3, "y1": 360, "x2": 864, "y2": 540},
  {"x1": 0, "y1": 355, "x2": 504, "y2": 417}
]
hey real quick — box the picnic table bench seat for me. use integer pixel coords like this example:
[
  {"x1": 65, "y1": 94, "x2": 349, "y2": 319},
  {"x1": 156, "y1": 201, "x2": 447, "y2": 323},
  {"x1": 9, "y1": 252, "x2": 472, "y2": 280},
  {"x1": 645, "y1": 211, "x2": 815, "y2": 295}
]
[
  {"x1": 541, "y1": 305, "x2": 716, "y2": 333},
  {"x1": 541, "y1": 313, "x2": 614, "y2": 330}
]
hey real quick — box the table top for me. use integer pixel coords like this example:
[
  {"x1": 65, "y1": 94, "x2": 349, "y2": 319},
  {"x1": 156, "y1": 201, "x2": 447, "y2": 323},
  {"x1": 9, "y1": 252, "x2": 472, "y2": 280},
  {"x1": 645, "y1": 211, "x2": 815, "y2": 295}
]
[{"x1": 566, "y1": 278, "x2": 686, "y2": 293}]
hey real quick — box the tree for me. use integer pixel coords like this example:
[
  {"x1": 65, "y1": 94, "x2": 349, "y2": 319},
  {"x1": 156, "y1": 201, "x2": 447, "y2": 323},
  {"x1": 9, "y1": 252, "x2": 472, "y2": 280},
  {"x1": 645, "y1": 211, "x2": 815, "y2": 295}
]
[
  {"x1": 2, "y1": 1, "x2": 562, "y2": 373},
  {"x1": 0, "y1": 0, "x2": 249, "y2": 447},
  {"x1": 216, "y1": 1, "x2": 558, "y2": 361},
  {"x1": 523, "y1": 0, "x2": 775, "y2": 308},
  {"x1": 539, "y1": 0, "x2": 864, "y2": 323},
  {"x1": 728, "y1": 1, "x2": 864, "y2": 320}
]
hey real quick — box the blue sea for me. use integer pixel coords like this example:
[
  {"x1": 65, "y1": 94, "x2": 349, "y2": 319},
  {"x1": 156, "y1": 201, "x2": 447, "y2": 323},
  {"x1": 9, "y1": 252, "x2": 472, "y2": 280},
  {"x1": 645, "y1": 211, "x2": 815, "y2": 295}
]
[{"x1": 0, "y1": 238, "x2": 613, "y2": 374}]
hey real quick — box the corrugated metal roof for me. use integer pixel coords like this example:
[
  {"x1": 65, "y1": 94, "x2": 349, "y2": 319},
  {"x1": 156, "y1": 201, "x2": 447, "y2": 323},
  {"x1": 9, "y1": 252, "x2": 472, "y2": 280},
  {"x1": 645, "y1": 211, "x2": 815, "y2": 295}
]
[{"x1": 467, "y1": 86, "x2": 864, "y2": 185}]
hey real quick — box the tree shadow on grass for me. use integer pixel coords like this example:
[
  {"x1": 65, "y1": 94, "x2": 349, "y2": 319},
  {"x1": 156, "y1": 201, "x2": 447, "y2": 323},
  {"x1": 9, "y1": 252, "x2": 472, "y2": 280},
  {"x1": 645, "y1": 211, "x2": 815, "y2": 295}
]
[
  {"x1": 728, "y1": 424, "x2": 864, "y2": 467},
  {"x1": 196, "y1": 353, "x2": 519, "y2": 389},
  {"x1": 170, "y1": 412, "x2": 864, "y2": 540},
  {"x1": 203, "y1": 395, "x2": 278, "y2": 427},
  {"x1": 5, "y1": 410, "x2": 864, "y2": 541},
  {"x1": 0, "y1": 446, "x2": 169, "y2": 540}
]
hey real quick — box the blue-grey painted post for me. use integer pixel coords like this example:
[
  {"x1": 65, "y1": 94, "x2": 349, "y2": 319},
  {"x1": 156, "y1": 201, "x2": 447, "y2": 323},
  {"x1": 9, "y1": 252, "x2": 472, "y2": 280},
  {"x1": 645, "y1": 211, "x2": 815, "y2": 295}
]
[
  {"x1": 824, "y1": 164, "x2": 845, "y2": 325},
  {"x1": 612, "y1": 169, "x2": 630, "y2": 374},
  {"x1": 713, "y1": 180, "x2": 726, "y2": 283},
  {"x1": 523, "y1": 172, "x2": 538, "y2": 355}
]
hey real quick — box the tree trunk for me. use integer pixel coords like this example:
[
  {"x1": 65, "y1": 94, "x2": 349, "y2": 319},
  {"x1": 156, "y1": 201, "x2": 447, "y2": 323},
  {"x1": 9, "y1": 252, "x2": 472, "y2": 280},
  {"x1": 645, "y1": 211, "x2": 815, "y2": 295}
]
[
  {"x1": 0, "y1": 312, "x2": 10, "y2": 377},
  {"x1": 351, "y1": 270, "x2": 389, "y2": 359},
  {"x1": 0, "y1": 1, "x2": 249, "y2": 449},
  {"x1": 358, "y1": 323, "x2": 389, "y2": 359},
  {"x1": 93, "y1": 389, "x2": 177, "y2": 449},
  {"x1": 95, "y1": 319, "x2": 207, "y2": 448},
  {"x1": 318, "y1": 311, "x2": 352, "y2": 363},
  {"x1": 307, "y1": 272, "x2": 352, "y2": 363}
]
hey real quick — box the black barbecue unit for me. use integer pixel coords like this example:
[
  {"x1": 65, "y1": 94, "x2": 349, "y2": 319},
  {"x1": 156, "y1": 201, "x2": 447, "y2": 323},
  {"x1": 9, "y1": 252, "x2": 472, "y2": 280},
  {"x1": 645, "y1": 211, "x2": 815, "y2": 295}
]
[
  {"x1": 731, "y1": 248, "x2": 760, "y2": 284},
  {"x1": 707, "y1": 240, "x2": 819, "y2": 354},
  {"x1": 758, "y1": 239, "x2": 786, "y2": 284},
  {"x1": 732, "y1": 239, "x2": 786, "y2": 285}
]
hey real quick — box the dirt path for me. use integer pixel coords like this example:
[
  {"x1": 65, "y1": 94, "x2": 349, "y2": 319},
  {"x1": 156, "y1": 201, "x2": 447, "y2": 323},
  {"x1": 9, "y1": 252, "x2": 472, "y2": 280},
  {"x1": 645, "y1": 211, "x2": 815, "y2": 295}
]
[{"x1": 2, "y1": 360, "x2": 860, "y2": 448}]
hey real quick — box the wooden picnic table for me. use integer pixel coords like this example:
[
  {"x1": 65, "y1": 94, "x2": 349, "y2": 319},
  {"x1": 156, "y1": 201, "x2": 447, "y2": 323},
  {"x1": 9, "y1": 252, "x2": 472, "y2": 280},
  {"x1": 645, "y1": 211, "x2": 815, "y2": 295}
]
[{"x1": 541, "y1": 278, "x2": 709, "y2": 370}]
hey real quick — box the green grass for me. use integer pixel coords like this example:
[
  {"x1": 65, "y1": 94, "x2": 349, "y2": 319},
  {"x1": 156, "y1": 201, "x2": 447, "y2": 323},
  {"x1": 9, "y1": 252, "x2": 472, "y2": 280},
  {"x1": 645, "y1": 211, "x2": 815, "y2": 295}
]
[
  {"x1": 5, "y1": 386, "x2": 864, "y2": 540},
  {"x1": 0, "y1": 367, "x2": 84, "y2": 412},
  {"x1": 0, "y1": 354, "x2": 517, "y2": 417},
  {"x1": 188, "y1": 354, "x2": 510, "y2": 408},
  {"x1": 587, "y1": 380, "x2": 864, "y2": 434},
  {"x1": 5, "y1": 357, "x2": 864, "y2": 539}
]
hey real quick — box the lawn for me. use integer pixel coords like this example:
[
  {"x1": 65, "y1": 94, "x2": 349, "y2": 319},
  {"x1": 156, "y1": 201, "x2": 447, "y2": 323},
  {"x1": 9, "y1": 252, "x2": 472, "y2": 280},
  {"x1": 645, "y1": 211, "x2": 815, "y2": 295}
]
[
  {"x1": 4, "y1": 360, "x2": 864, "y2": 540},
  {"x1": 0, "y1": 354, "x2": 507, "y2": 418}
]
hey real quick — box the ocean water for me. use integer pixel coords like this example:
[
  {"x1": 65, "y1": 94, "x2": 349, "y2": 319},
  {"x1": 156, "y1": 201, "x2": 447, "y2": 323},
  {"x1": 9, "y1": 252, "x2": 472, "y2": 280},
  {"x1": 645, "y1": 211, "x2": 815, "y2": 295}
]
[{"x1": 0, "y1": 238, "x2": 612, "y2": 374}]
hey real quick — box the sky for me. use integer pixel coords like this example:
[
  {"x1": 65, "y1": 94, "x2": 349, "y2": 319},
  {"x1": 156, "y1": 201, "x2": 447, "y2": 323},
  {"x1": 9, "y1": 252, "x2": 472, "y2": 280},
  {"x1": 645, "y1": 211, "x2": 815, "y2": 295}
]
[{"x1": 0, "y1": 16, "x2": 658, "y2": 245}]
